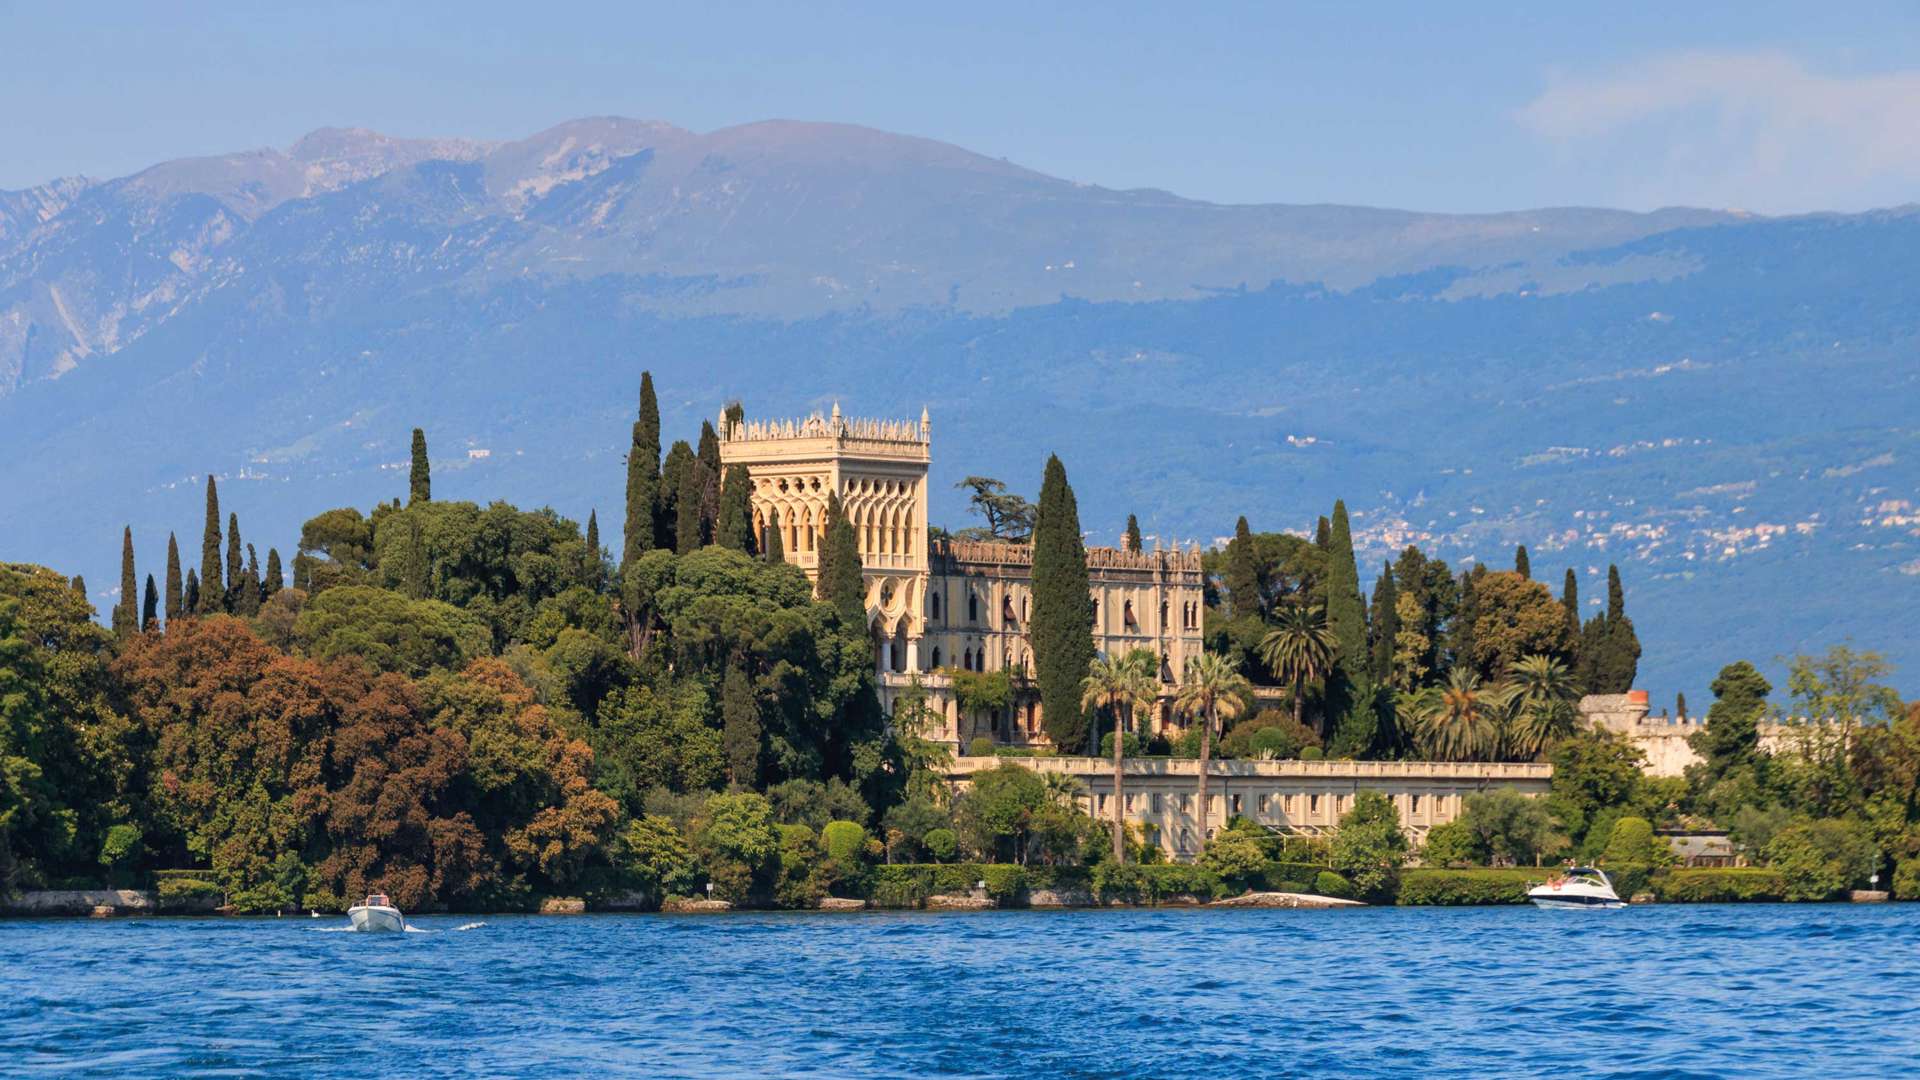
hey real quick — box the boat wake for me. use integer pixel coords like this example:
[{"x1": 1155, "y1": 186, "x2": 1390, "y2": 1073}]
[{"x1": 311, "y1": 921, "x2": 485, "y2": 933}]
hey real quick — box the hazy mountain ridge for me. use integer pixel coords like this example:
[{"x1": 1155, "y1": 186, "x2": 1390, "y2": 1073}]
[{"x1": 0, "y1": 118, "x2": 1913, "y2": 700}]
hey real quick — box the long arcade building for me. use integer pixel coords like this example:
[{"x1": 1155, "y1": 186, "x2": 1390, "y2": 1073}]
[{"x1": 717, "y1": 404, "x2": 1207, "y2": 751}]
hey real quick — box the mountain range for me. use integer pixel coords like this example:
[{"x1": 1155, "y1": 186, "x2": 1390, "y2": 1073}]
[{"x1": 2, "y1": 117, "x2": 1915, "y2": 702}]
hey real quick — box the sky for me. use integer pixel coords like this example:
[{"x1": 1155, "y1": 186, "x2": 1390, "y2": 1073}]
[{"x1": 3, "y1": 1, "x2": 1919, "y2": 214}]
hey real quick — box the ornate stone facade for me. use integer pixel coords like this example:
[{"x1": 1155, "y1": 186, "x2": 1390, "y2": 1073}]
[{"x1": 718, "y1": 403, "x2": 1206, "y2": 749}]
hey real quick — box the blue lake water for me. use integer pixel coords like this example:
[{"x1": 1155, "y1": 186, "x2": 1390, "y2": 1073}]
[{"x1": 4, "y1": 904, "x2": 1918, "y2": 1077}]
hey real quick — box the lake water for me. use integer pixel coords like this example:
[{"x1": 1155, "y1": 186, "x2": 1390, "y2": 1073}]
[{"x1": 4, "y1": 904, "x2": 1917, "y2": 1077}]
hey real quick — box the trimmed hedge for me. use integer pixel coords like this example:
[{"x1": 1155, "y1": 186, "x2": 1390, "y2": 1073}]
[
  {"x1": 1395, "y1": 868, "x2": 1540, "y2": 906},
  {"x1": 1313, "y1": 871, "x2": 1356, "y2": 900},
  {"x1": 156, "y1": 878, "x2": 222, "y2": 909},
  {"x1": 866, "y1": 863, "x2": 1030, "y2": 908},
  {"x1": 1092, "y1": 863, "x2": 1225, "y2": 904},
  {"x1": 1656, "y1": 868, "x2": 1788, "y2": 903}
]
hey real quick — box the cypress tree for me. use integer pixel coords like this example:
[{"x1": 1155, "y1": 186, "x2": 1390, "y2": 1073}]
[
  {"x1": 582, "y1": 510, "x2": 602, "y2": 589},
  {"x1": 1325, "y1": 501, "x2": 1367, "y2": 679},
  {"x1": 1369, "y1": 562, "x2": 1398, "y2": 685},
  {"x1": 721, "y1": 661, "x2": 762, "y2": 786},
  {"x1": 264, "y1": 548, "x2": 284, "y2": 596},
  {"x1": 660, "y1": 440, "x2": 694, "y2": 553},
  {"x1": 402, "y1": 518, "x2": 430, "y2": 599},
  {"x1": 1030, "y1": 455, "x2": 1097, "y2": 754},
  {"x1": 763, "y1": 507, "x2": 785, "y2": 564},
  {"x1": 114, "y1": 525, "x2": 137, "y2": 637},
  {"x1": 198, "y1": 475, "x2": 223, "y2": 613},
  {"x1": 141, "y1": 574, "x2": 158, "y2": 633},
  {"x1": 817, "y1": 492, "x2": 866, "y2": 625},
  {"x1": 164, "y1": 533, "x2": 183, "y2": 623},
  {"x1": 1594, "y1": 564, "x2": 1642, "y2": 692},
  {"x1": 1514, "y1": 544, "x2": 1531, "y2": 580},
  {"x1": 696, "y1": 420, "x2": 722, "y2": 544},
  {"x1": 625, "y1": 374, "x2": 662, "y2": 563},
  {"x1": 225, "y1": 513, "x2": 243, "y2": 610},
  {"x1": 676, "y1": 457, "x2": 708, "y2": 554},
  {"x1": 70, "y1": 575, "x2": 87, "y2": 596},
  {"x1": 1124, "y1": 514, "x2": 1143, "y2": 553},
  {"x1": 1314, "y1": 515, "x2": 1331, "y2": 550},
  {"x1": 1561, "y1": 569, "x2": 1580, "y2": 639},
  {"x1": 1676, "y1": 692, "x2": 1688, "y2": 721},
  {"x1": 716, "y1": 463, "x2": 756, "y2": 554},
  {"x1": 1225, "y1": 516, "x2": 1261, "y2": 620},
  {"x1": 1452, "y1": 566, "x2": 1482, "y2": 676},
  {"x1": 183, "y1": 570, "x2": 199, "y2": 615},
  {"x1": 409, "y1": 428, "x2": 431, "y2": 505}
]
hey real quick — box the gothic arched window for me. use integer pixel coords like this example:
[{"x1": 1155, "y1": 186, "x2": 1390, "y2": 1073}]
[{"x1": 930, "y1": 592, "x2": 941, "y2": 621}]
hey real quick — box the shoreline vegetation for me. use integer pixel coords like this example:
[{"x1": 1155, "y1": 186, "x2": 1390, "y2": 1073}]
[{"x1": 4, "y1": 374, "x2": 1916, "y2": 918}]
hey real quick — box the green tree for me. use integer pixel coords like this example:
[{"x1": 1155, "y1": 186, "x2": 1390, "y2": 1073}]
[
  {"x1": 141, "y1": 575, "x2": 158, "y2": 633},
  {"x1": 264, "y1": 548, "x2": 284, "y2": 596},
  {"x1": 1390, "y1": 591, "x2": 1430, "y2": 692},
  {"x1": 953, "y1": 762, "x2": 1048, "y2": 862},
  {"x1": 721, "y1": 660, "x2": 762, "y2": 787},
  {"x1": 113, "y1": 526, "x2": 137, "y2": 638},
  {"x1": 716, "y1": 463, "x2": 756, "y2": 554},
  {"x1": 1580, "y1": 565, "x2": 1642, "y2": 693},
  {"x1": 409, "y1": 427, "x2": 430, "y2": 505},
  {"x1": 1463, "y1": 571, "x2": 1572, "y2": 678},
  {"x1": 1560, "y1": 568, "x2": 1580, "y2": 663},
  {"x1": 1031, "y1": 455, "x2": 1097, "y2": 753},
  {"x1": 696, "y1": 420, "x2": 722, "y2": 544},
  {"x1": 626, "y1": 373, "x2": 662, "y2": 562},
  {"x1": 1225, "y1": 516, "x2": 1261, "y2": 620},
  {"x1": 659, "y1": 440, "x2": 694, "y2": 553},
  {"x1": 1690, "y1": 660, "x2": 1771, "y2": 791},
  {"x1": 696, "y1": 791, "x2": 780, "y2": 902},
  {"x1": 582, "y1": 510, "x2": 603, "y2": 590},
  {"x1": 954, "y1": 476, "x2": 1036, "y2": 542},
  {"x1": 1500, "y1": 654, "x2": 1582, "y2": 759},
  {"x1": 1459, "y1": 787, "x2": 1565, "y2": 866},
  {"x1": 676, "y1": 456, "x2": 708, "y2": 554},
  {"x1": 1546, "y1": 728, "x2": 1647, "y2": 850},
  {"x1": 1124, "y1": 514, "x2": 1142, "y2": 554},
  {"x1": 1081, "y1": 649, "x2": 1157, "y2": 862},
  {"x1": 1601, "y1": 816, "x2": 1671, "y2": 867},
  {"x1": 1368, "y1": 562, "x2": 1398, "y2": 686},
  {"x1": 182, "y1": 570, "x2": 198, "y2": 615},
  {"x1": 816, "y1": 492, "x2": 865, "y2": 626},
  {"x1": 1175, "y1": 652, "x2": 1250, "y2": 846},
  {"x1": 1259, "y1": 603, "x2": 1336, "y2": 734},
  {"x1": 762, "y1": 507, "x2": 785, "y2": 564},
  {"x1": 1763, "y1": 818, "x2": 1879, "y2": 900},
  {"x1": 225, "y1": 513, "x2": 243, "y2": 612},
  {"x1": 1324, "y1": 501, "x2": 1367, "y2": 688},
  {"x1": 164, "y1": 533, "x2": 183, "y2": 624},
  {"x1": 197, "y1": 475, "x2": 223, "y2": 613},
  {"x1": 1514, "y1": 545, "x2": 1530, "y2": 579},
  {"x1": 1401, "y1": 668, "x2": 1498, "y2": 761},
  {"x1": 1330, "y1": 790, "x2": 1409, "y2": 898}
]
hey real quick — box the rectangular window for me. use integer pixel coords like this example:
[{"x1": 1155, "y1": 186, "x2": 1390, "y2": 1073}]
[
  {"x1": 1230, "y1": 794, "x2": 1243, "y2": 815},
  {"x1": 1151, "y1": 793, "x2": 1163, "y2": 813},
  {"x1": 1310, "y1": 794, "x2": 1320, "y2": 815},
  {"x1": 1258, "y1": 794, "x2": 1270, "y2": 815},
  {"x1": 1410, "y1": 794, "x2": 1422, "y2": 814},
  {"x1": 1097, "y1": 794, "x2": 1108, "y2": 813}
]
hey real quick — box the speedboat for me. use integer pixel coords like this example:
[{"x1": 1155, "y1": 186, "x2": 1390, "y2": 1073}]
[
  {"x1": 1528, "y1": 867, "x2": 1626, "y2": 909},
  {"x1": 347, "y1": 892, "x2": 407, "y2": 931}
]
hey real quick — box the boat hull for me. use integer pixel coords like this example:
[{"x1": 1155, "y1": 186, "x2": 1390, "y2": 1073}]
[
  {"x1": 347, "y1": 905, "x2": 407, "y2": 932},
  {"x1": 1529, "y1": 895, "x2": 1627, "y2": 909}
]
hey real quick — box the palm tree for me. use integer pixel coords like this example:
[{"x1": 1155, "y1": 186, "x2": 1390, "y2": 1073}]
[
  {"x1": 1175, "y1": 652, "x2": 1252, "y2": 853},
  {"x1": 1403, "y1": 668, "x2": 1499, "y2": 761},
  {"x1": 1259, "y1": 603, "x2": 1337, "y2": 735},
  {"x1": 1500, "y1": 654, "x2": 1582, "y2": 759},
  {"x1": 1081, "y1": 648, "x2": 1159, "y2": 863}
]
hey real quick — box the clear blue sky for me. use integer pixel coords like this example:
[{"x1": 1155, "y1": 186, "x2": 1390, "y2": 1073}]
[{"x1": 4, "y1": 1, "x2": 1919, "y2": 213}]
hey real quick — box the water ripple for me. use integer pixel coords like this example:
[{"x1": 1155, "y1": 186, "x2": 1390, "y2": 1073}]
[{"x1": 3, "y1": 904, "x2": 1919, "y2": 1076}]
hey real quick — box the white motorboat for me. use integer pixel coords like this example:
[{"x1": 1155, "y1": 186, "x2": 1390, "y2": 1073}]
[
  {"x1": 1528, "y1": 867, "x2": 1626, "y2": 909},
  {"x1": 347, "y1": 892, "x2": 407, "y2": 932}
]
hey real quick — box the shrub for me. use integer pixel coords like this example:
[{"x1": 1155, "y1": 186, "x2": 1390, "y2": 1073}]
[
  {"x1": 967, "y1": 737, "x2": 996, "y2": 757},
  {"x1": 1394, "y1": 868, "x2": 1539, "y2": 906},
  {"x1": 1092, "y1": 863, "x2": 1224, "y2": 904},
  {"x1": 867, "y1": 866, "x2": 931, "y2": 908},
  {"x1": 1219, "y1": 709, "x2": 1320, "y2": 760},
  {"x1": 821, "y1": 821, "x2": 868, "y2": 864},
  {"x1": 1605, "y1": 863, "x2": 1653, "y2": 901},
  {"x1": 1601, "y1": 817, "x2": 1672, "y2": 867},
  {"x1": 1098, "y1": 731, "x2": 1144, "y2": 759},
  {"x1": 1330, "y1": 790, "x2": 1409, "y2": 899},
  {"x1": 156, "y1": 877, "x2": 222, "y2": 909},
  {"x1": 1299, "y1": 746, "x2": 1324, "y2": 761},
  {"x1": 1420, "y1": 820, "x2": 1480, "y2": 868},
  {"x1": 923, "y1": 828, "x2": 957, "y2": 863},
  {"x1": 1312, "y1": 871, "x2": 1355, "y2": 899},
  {"x1": 1656, "y1": 868, "x2": 1788, "y2": 903},
  {"x1": 1763, "y1": 819, "x2": 1879, "y2": 901},
  {"x1": 1892, "y1": 859, "x2": 1920, "y2": 901},
  {"x1": 1196, "y1": 828, "x2": 1267, "y2": 884}
]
